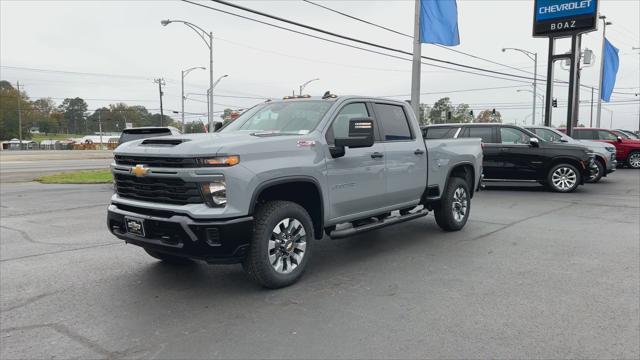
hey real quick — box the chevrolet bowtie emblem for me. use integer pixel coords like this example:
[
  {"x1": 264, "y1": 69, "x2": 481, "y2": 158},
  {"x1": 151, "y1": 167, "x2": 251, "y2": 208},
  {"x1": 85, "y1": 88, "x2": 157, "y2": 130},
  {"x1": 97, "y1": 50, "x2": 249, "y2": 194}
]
[{"x1": 130, "y1": 164, "x2": 150, "y2": 177}]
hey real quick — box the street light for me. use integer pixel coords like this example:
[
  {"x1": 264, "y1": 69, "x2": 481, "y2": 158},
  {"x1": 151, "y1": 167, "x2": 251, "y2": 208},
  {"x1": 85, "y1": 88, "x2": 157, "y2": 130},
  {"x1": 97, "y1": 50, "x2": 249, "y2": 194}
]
[
  {"x1": 181, "y1": 66, "x2": 206, "y2": 132},
  {"x1": 503, "y1": 47, "x2": 538, "y2": 125},
  {"x1": 161, "y1": 19, "x2": 215, "y2": 131},
  {"x1": 517, "y1": 89, "x2": 544, "y2": 124},
  {"x1": 211, "y1": 74, "x2": 229, "y2": 125},
  {"x1": 299, "y1": 78, "x2": 319, "y2": 96},
  {"x1": 596, "y1": 15, "x2": 613, "y2": 128}
]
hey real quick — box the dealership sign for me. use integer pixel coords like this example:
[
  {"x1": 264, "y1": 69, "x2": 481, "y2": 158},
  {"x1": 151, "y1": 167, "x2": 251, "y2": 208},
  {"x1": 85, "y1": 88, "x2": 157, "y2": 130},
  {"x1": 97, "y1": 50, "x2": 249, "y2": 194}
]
[{"x1": 533, "y1": 0, "x2": 598, "y2": 37}]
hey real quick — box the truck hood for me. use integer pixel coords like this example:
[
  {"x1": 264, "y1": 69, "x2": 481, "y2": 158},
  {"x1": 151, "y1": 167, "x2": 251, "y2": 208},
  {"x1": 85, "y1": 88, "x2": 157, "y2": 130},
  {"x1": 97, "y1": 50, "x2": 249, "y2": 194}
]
[
  {"x1": 542, "y1": 142, "x2": 589, "y2": 152},
  {"x1": 114, "y1": 131, "x2": 306, "y2": 157}
]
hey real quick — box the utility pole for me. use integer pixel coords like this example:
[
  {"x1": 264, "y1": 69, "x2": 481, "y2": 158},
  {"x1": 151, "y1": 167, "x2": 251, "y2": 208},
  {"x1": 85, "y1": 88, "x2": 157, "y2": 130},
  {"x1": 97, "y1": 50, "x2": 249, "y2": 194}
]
[
  {"x1": 98, "y1": 110, "x2": 103, "y2": 150},
  {"x1": 633, "y1": 47, "x2": 640, "y2": 132},
  {"x1": 154, "y1": 78, "x2": 166, "y2": 126},
  {"x1": 410, "y1": 0, "x2": 421, "y2": 119},
  {"x1": 590, "y1": 86, "x2": 595, "y2": 127},
  {"x1": 16, "y1": 81, "x2": 23, "y2": 148},
  {"x1": 596, "y1": 16, "x2": 612, "y2": 128}
]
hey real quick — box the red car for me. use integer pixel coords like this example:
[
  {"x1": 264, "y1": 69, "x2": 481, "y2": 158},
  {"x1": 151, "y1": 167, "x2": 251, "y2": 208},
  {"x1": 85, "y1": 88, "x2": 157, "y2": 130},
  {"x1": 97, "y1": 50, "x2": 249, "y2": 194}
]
[{"x1": 560, "y1": 128, "x2": 640, "y2": 169}]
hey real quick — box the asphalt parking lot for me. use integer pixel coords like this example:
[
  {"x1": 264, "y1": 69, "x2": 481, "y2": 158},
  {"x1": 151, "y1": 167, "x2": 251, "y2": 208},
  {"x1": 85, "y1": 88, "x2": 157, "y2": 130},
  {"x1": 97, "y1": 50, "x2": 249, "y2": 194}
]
[{"x1": 1, "y1": 170, "x2": 639, "y2": 359}]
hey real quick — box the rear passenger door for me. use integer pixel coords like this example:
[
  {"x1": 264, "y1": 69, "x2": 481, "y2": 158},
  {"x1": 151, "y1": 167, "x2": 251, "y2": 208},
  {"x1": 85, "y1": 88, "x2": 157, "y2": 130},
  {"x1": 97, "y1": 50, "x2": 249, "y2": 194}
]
[{"x1": 373, "y1": 102, "x2": 427, "y2": 208}]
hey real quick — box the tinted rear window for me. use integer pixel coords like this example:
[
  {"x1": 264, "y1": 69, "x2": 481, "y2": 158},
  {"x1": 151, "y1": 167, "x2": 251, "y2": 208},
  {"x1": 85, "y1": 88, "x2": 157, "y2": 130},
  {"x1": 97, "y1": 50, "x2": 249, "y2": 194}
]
[
  {"x1": 119, "y1": 129, "x2": 172, "y2": 144},
  {"x1": 374, "y1": 103, "x2": 412, "y2": 141},
  {"x1": 573, "y1": 129, "x2": 595, "y2": 140},
  {"x1": 425, "y1": 127, "x2": 458, "y2": 139},
  {"x1": 459, "y1": 126, "x2": 495, "y2": 143}
]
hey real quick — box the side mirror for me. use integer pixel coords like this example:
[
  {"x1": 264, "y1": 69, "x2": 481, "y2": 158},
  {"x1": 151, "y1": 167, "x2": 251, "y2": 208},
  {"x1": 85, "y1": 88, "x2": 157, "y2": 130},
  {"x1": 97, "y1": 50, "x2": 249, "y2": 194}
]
[
  {"x1": 617, "y1": 136, "x2": 623, "y2": 142},
  {"x1": 334, "y1": 118, "x2": 374, "y2": 149},
  {"x1": 529, "y1": 137, "x2": 540, "y2": 147},
  {"x1": 213, "y1": 122, "x2": 223, "y2": 132},
  {"x1": 559, "y1": 136, "x2": 570, "y2": 143}
]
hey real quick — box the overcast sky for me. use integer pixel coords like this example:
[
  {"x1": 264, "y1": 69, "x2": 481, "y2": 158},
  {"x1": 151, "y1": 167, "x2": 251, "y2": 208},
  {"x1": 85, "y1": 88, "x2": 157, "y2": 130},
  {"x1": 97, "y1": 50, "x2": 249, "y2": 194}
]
[{"x1": 1, "y1": 0, "x2": 639, "y2": 130}]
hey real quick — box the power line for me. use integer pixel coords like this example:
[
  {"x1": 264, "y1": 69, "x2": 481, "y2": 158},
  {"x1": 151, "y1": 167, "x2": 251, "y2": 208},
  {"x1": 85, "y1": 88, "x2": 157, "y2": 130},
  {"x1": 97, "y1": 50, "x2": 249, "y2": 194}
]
[
  {"x1": 188, "y1": 0, "x2": 536, "y2": 82},
  {"x1": 300, "y1": 0, "x2": 535, "y2": 77},
  {"x1": 381, "y1": 85, "x2": 528, "y2": 98}
]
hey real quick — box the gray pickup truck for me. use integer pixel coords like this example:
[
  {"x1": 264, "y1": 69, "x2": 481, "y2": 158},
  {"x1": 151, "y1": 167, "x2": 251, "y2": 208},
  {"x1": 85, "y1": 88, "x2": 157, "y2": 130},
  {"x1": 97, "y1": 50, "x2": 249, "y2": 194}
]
[{"x1": 107, "y1": 95, "x2": 483, "y2": 288}]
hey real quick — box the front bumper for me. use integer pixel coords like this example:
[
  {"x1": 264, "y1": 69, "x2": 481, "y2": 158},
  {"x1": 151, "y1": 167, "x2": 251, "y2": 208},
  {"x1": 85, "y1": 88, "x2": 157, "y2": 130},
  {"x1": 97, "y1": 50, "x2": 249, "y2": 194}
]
[{"x1": 107, "y1": 203, "x2": 253, "y2": 264}]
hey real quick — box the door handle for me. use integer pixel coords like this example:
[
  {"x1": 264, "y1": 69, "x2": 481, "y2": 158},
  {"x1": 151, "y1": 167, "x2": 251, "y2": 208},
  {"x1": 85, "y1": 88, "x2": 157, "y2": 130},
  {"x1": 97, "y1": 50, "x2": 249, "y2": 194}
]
[
  {"x1": 414, "y1": 149, "x2": 425, "y2": 155},
  {"x1": 371, "y1": 152, "x2": 384, "y2": 159},
  {"x1": 499, "y1": 147, "x2": 510, "y2": 152}
]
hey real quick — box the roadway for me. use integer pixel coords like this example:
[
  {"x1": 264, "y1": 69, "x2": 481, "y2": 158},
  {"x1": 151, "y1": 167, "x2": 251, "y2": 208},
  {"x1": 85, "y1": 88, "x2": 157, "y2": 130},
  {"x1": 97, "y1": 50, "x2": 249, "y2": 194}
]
[
  {"x1": 0, "y1": 151, "x2": 113, "y2": 183},
  {"x1": 0, "y1": 171, "x2": 638, "y2": 359}
]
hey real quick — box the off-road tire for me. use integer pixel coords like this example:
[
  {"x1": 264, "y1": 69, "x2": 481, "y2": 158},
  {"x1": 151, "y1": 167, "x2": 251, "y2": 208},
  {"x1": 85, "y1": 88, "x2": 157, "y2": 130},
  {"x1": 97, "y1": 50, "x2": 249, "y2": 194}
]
[
  {"x1": 586, "y1": 159, "x2": 604, "y2": 183},
  {"x1": 144, "y1": 249, "x2": 193, "y2": 265},
  {"x1": 242, "y1": 201, "x2": 314, "y2": 289},
  {"x1": 434, "y1": 177, "x2": 470, "y2": 231},
  {"x1": 547, "y1": 163, "x2": 581, "y2": 193}
]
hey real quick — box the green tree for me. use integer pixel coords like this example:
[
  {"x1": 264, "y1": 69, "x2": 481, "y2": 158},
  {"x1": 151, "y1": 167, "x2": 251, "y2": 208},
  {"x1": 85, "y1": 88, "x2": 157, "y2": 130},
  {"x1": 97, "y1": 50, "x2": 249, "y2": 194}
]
[
  {"x1": 32, "y1": 98, "x2": 60, "y2": 134},
  {"x1": 184, "y1": 120, "x2": 207, "y2": 133},
  {"x1": 58, "y1": 97, "x2": 88, "y2": 134},
  {"x1": 0, "y1": 80, "x2": 32, "y2": 140},
  {"x1": 429, "y1": 97, "x2": 454, "y2": 124},
  {"x1": 452, "y1": 103, "x2": 473, "y2": 123}
]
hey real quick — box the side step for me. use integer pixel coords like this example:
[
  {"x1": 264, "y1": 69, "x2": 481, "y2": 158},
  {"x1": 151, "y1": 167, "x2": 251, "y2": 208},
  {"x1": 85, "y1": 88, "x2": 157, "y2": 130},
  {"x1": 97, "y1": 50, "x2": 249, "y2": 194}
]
[{"x1": 329, "y1": 209, "x2": 429, "y2": 239}]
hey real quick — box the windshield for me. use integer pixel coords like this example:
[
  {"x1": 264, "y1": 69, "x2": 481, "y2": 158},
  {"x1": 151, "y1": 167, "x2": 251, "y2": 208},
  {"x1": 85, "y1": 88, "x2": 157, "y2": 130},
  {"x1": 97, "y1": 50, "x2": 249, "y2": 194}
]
[{"x1": 221, "y1": 101, "x2": 333, "y2": 134}]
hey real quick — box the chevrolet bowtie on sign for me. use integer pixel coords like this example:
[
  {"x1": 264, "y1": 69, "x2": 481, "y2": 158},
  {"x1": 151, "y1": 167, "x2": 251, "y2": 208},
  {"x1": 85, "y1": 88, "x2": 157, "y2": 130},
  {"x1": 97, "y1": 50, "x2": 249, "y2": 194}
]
[{"x1": 130, "y1": 164, "x2": 150, "y2": 177}]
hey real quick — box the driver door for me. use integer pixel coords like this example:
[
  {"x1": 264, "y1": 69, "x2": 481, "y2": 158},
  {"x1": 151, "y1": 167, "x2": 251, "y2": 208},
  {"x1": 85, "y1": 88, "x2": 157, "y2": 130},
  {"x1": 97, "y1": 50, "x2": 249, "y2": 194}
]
[
  {"x1": 496, "y1": 126, "x2": 544, "y2": 180},
  {"x1": 325, "y1": 102, "x2": 387, "y2": 222}
]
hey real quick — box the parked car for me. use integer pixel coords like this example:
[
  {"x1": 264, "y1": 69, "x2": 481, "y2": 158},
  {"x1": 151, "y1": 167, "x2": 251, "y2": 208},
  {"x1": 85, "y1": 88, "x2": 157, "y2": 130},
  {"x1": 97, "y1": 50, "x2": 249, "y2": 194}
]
[
  {"x1": 560, "y1": 128, "x2": 640, "y2": 169},
  {"x1": 108, "y1": 95, "x2": 483, "y2": 288},
  {"x1": 525, "y1": 125, "x2": 616, "y2": 183},
  {"x1": 423, "y1": 123, "x2": 596, "y2": 192},
  {"x1": 614, "y1": 129, "x2": 640, "y2": 140},
  {"x1": 117, "y1": 126, "x2": 182, "y2": 145}
]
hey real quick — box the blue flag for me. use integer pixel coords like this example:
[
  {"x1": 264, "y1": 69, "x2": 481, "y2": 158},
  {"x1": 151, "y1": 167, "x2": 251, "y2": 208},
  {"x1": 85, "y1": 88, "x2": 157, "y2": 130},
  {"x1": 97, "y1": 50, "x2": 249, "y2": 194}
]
[
  {"x1": 420, "y1": 0, "x2": 460, "y2": 46},
  {"x1": 601, "y1": 38, "x2": 619, "y2": 102}
]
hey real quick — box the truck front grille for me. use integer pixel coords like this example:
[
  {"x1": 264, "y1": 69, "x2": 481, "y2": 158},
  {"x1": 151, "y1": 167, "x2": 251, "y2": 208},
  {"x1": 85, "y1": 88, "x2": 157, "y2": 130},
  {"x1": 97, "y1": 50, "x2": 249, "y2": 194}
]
[
  {"x1": 115, "y1": 155, "x2": 199, "y2": 168},
  {"x1": 114, "y1": 174, "x2": 204, "y2": 205}
]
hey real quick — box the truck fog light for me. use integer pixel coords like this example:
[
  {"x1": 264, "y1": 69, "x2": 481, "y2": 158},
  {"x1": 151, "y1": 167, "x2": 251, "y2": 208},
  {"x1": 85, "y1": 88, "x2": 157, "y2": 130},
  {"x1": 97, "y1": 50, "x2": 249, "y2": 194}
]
[{"x1": 202, "y1": 180, "x2": 226, "y2": 207}]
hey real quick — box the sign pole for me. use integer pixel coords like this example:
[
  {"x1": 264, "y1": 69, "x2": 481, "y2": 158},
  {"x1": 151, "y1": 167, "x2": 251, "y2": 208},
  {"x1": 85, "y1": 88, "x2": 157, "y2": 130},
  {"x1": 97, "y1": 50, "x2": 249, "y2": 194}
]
[
  {"x1": 565, "y1": 34, "x2": 582, "y2": 136},
  {"x1": 544, "y1": 37, "x2": 555, "y2": 127}
]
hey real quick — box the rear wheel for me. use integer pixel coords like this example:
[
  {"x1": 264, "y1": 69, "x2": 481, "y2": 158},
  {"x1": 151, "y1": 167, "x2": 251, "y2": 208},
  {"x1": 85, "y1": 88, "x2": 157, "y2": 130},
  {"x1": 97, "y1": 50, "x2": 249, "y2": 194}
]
[
  {"x1": 434, "y1": 177, "x2": 470, "y2": 231},
  {"x1": 144, "y1": 249, "x2": 193, "y2": 265},
  {"x1": 547, "y1": 164, "x2": 580, "y2": 192},
  {"x1": 587, "y1": 159, "x2": 604, "y2": 183},
  {"x1": 627, "y1": 151, "x2": 640, "y2": 169},
  {"x1": 242, "y1": 201, "x2": 313, "y2": 289}
]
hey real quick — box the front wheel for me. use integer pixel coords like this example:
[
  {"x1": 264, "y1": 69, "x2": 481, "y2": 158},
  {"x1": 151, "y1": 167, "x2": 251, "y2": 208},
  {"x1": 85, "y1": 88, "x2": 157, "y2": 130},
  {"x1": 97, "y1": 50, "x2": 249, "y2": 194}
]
[
  {"x1": 434, "y1": 177, "x2": 470, "y2": 231},
  {"x1": 627, "y1": 151, "x2": 640, "y2": 169},
  {"x1": 586, "y1": 159, "x2": 604, "y2": 183},
  {"x1": 242, "y1": 201, "x2": 314, "y2": 289},
  {"x1": 547, "y1": 164, "x2": 580, "y2": 192}
]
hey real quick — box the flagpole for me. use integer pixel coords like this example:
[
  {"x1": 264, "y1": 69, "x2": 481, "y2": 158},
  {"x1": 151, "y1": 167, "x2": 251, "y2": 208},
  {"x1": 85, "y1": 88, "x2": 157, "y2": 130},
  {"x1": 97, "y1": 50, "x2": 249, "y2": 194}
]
[
  {"x1": 596, "y1": 16, "x2": 611, "y2": 128},
  {"x1": 410, "y1": 0, "x2": 422, "y2": 119}
]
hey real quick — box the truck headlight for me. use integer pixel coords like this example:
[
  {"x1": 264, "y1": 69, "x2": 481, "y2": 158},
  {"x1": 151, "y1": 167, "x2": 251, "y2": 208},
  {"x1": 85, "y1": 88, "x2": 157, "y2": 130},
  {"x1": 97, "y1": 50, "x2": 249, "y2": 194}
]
[
  {"x1": 202, "y1": 180, "x2": 226, "y2": 207},
  {"x1": 198, "y1": 155, "x2": 240, "y2": 167}
]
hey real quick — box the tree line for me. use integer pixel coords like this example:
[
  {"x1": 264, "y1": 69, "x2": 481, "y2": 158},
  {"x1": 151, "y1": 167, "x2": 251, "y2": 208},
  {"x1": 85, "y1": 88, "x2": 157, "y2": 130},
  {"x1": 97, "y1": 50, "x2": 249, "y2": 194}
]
[
  {"x1": 0, "y1": 80, "x2": 185, "y2": 140},
  {"x1": 418, "y1": 97, "x2": 502, "y2": 125}
]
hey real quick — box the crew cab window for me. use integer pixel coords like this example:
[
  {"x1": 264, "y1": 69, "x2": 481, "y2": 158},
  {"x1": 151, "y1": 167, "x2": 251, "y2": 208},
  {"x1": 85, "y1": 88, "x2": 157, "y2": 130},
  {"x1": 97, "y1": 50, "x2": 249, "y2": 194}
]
[
  {"x1": 532, "y1": 128, "x2": 561, "y2": 142},
  {"x1": 500, "y1": 127, "x2": 530, "y2": 144},
  {"x1": 597, "y1": 130, "x2": 618, "y2": 141},
  {"x1": 425, "y1": 127, "x2": 458, "y2": 139},
  {"x1": 572, "y1": 130, "x2": 595, "y2": 140},
  {"x1": 458, "y1": 126, "x2": 495, "y2": 143},
  {"x1": 329, "y1": 102, "x2": 369, "y2": 140},
  {"x1": 374, "y1": 103, "x2": 412, "y2": 141}
]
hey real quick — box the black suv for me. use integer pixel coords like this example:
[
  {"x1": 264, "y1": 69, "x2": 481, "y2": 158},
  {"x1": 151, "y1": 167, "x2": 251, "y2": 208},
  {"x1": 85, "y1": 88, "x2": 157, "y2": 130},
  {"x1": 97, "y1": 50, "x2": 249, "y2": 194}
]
[{"x1": 423, "y1": 124, "x2": 596, "y2": 192}]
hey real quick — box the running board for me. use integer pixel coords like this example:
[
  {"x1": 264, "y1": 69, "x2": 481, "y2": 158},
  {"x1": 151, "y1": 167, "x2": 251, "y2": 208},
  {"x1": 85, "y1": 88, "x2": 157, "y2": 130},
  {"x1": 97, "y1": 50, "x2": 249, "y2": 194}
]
[{"x1": 329, "y1": 209, "x2": 429, "y2": 239}]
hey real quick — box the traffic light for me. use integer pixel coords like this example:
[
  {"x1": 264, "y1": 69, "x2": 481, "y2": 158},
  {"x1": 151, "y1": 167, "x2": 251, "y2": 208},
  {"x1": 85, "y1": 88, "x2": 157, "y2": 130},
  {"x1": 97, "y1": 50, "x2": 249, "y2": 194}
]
[
  {"x1": 469, "y1": 110, "x2": 474, "y2": 118},
  {"x1": 552, "y1": 98, "x2": 558, "y2": 108},
  {"x1": 492, "y1": 108, "x2": 496, "y2": 115},
  {"x1": 447, "y1": 111, "x2": 452, "y2": 121}
]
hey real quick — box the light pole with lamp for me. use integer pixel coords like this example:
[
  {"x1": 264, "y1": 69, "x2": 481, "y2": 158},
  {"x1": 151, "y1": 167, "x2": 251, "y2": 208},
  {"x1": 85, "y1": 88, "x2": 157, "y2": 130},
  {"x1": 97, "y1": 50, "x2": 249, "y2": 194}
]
[
  {"x1": 299, "y1": 78, "x2": 319, "y2": 96},
  {"x1": 161, "y1": 19, "x2": 215, "y2": 131},
  {"x1": 596, "y1": 16, "x2": 613, "y2": 128},
  {"x1": 211, "y1": 74, "x2": 228, "y2": 126},
  {"x1": 181, "y1": 66, "x2": 206, "y2": 133},
  {"x1": 516, "y1": 89, "x2": 544, "y2": 125},
  {"x1": 503, "y1": 48, "x2": 538, "y2": 125}
]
